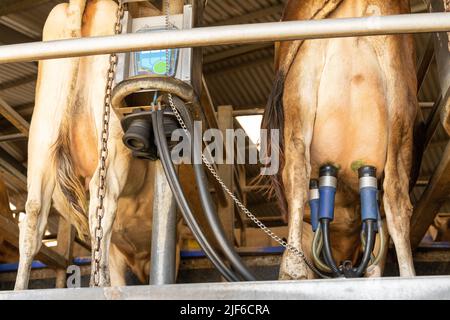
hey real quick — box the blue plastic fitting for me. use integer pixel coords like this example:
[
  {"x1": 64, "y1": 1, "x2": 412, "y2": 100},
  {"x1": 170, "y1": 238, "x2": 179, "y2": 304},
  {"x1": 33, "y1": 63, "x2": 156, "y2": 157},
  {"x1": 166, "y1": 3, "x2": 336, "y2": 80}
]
[
  {"x1": 318, "y1": 165, "x2": 338, "y2": 221},
  {"x1": 362, "y1": 191, "x2": 382, "y2": 232},
  {"x1": 358, "y1": 166, "x2": 378, "y2": 222},
  {"x1": 309, "y1": 179, "x2": 320, "y2": 232},
  {"x1": 309, "y1": 199, "x2": 319, "y2": 231},
  {"x1": 319, "y1": 186, "x2": 336, "y2": 220},
  {"x1": 374, "y1": 190, "x2": 381, "y2": 232}
]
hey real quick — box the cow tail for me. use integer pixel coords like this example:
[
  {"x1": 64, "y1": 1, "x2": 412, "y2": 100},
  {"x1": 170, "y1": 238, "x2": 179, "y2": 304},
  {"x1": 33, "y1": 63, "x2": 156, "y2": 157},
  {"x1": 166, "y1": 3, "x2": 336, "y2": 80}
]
[
  {"x1": 53, "y1": 115, "x2": 89, "y2": 241},
  {"x1": 261, "y1": 69, "x2": 288, "y2": 221}
]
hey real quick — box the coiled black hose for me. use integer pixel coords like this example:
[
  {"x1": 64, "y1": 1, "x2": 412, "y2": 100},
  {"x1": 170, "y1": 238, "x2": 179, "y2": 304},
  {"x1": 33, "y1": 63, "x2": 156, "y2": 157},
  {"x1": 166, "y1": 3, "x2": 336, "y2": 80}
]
[
  {"x1": 321, "y1": 219, "x2": 376, "y2": 278},
  {"x1": 151, "y1": 110, "x2": 240, "y2": 282},
  {"x1": 320, "y1": 219, "x2": 341, "y2": 276},
  {"x1": 159, "y1": 98, "x2": 256, "y2": 281},
  {"x1": 355, "y1": 220, "x2": 376, "y2": 277}
]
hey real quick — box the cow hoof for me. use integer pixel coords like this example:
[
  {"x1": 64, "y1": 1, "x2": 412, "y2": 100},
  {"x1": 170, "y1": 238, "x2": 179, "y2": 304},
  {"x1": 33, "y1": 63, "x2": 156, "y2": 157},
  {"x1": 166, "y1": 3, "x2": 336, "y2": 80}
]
[
  {"x1": 279, "y1": 270, "x2": 308, "y2": 281},
  {"x1": 89, "y1": 271, "x2": 111, "y2": 287},
  {"x1": 364, "y1": 265, "x2": 382, "y2": 278},
  {"x1": 14, "y1": 282, "x2": 27, "y2": 291},
  {"x1": 279, "y1": 252, "x2": 309, "y2": 280}
]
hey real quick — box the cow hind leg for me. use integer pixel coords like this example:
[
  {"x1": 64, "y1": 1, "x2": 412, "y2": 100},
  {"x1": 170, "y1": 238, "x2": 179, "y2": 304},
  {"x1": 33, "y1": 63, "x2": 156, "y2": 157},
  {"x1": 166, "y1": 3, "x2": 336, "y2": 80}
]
[
  {"x1": 15, "y1": 2, "x2": 85, "y2": 291},
  {"x1": 382, "y1": 127, "x2": 415, "y2": 277},
  {"x1": 88, "y1": 151, "x2": 130, "y2": 287},
  {"x1": 79, "y1": 0, "x2": 121, "y2": 287},
  {"x1": 278, "y1": 124, "x2": 315, "y2": 280},
  {"x1": 15, "y1": 174, "x2": 54, "y2": 290},
  {"x1": 279, "y1": 142, "x2": 309, "y2": 280},
  {"x1": 277, "y1": 41, "x2": 323, "y2": 280},
  {"x1": 109, "y1": 244, "x2": 128, "y2": 287}
]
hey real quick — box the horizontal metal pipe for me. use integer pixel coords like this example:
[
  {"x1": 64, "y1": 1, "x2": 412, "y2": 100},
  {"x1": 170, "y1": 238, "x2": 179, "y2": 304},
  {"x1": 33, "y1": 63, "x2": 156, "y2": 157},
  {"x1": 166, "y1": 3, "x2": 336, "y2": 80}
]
[
  {"x1": 4, "y1": 276, "x2": 450, "y2": 299},
  {"x1": 0, "y1": 12, "x2": 449, "y2": 64}
]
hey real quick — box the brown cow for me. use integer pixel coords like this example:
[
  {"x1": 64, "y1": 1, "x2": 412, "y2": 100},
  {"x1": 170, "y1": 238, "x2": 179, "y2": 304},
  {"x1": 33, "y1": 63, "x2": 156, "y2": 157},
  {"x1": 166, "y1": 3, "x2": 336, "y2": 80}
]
[{"x1": 263, "y1": 0, "x2": 420, "y2": 279}]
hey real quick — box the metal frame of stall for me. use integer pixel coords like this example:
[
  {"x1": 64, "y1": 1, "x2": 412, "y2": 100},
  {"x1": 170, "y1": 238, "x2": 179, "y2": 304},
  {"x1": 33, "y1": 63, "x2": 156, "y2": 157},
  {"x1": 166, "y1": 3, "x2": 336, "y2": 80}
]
[{"x1": 2, "y1": 276, "x2": 450, "y2": 300}]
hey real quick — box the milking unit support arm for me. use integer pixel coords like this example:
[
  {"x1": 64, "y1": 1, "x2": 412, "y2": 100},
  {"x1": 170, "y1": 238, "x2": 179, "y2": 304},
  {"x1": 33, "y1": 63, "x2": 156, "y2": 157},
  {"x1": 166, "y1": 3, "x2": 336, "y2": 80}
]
[{"x1": 112, "y1": 77, "x2": 245, "y2": 281}]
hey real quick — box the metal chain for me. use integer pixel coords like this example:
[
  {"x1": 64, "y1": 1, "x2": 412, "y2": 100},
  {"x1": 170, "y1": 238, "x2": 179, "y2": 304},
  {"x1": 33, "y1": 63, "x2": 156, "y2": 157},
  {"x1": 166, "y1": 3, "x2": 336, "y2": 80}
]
[
  {"x1": 92, "y1": 0, "x2": 125, "y2": 287},
  {"x1": 165, "y1": 0, "x2": 171, "y2": 76}
]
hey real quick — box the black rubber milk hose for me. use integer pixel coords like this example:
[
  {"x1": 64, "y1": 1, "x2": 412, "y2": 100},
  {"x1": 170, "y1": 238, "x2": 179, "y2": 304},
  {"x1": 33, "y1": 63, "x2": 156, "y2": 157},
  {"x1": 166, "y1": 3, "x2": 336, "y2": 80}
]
[
  {"x1": 151, "y1": 110, "x2": 240, "y2": 282},
  {"x1": 172, "y1": 101, "x2": 256, "y2": 281}
]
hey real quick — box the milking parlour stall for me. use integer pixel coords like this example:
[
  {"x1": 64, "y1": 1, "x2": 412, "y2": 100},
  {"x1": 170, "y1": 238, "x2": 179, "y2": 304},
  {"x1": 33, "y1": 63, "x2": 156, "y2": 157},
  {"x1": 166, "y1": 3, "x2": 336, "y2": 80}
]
[{"x1": 0, "y1": 0, "x2": 447, "y2": 310}]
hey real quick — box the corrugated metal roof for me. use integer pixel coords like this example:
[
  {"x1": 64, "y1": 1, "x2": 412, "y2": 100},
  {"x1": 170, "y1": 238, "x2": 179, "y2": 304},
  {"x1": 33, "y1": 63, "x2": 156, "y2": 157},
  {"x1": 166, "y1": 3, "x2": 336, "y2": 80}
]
[{"x1": 0, "y1": 0, "x2": 61, "y2": 40}]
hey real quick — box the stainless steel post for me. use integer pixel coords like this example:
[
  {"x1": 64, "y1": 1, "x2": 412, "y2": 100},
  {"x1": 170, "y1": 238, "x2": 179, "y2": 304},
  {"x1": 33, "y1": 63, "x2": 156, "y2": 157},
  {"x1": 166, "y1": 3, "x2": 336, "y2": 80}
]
[{"x1": 150, "y1": 161, "x2": 177, "y2": 285}]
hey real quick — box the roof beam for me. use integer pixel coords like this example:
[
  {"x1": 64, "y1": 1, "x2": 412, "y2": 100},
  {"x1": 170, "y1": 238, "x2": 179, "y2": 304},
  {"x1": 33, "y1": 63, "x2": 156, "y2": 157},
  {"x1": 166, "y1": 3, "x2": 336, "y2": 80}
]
[
  {"x1": 0, "y1": 74, "x2": 36, "y2": 91},
  {"x1": 0, "y1": 24, "x2": 34, "y2": 45},
  {"x1": 244, "y1": 216, "x2": 285, "y2": 228},
  {"x1": 204, "y1": 56, "x2": 273, "y2": 76},
  {"x1": 0, "y1": 148, "x2": 26, "y2": 185},
  {"x1": 0, "y1": 96, "x2": 30, "y2": 135},
  {"x1": 0, "y1": 24, "x2": 37, "y2": 68},
  {"x1": 0, "y1": 142, "x2": 26, "y2": 164},
  {"x1": 423, "y1": 94, "x2": 445, "y2": 152},
  {"x1": 204, "y1": 43, "x2": 272, "y2": 64},
  {"x1": 0, "y1": 16, "x2": 42, "y2": 39},
  {"x1": 207, "y1": 1, "x2": 425, "y2": 27},
  {"x1": 417, "y1": 36, "x2": 434, "y2": 92},
  {"x1": 411, "y1": 140, "x2": 450, "y2": 248},
  {"x1": 0, "y1": 0, "x2": 52, "y2": 17},
  {"x1": 200, "y1": 77, "x2": 228, "y2": 207},
  {"x1": 0, "y1": 213, "x2": 67, "y2": 268},
  {"x1": 411, "y1": 84, "x2": 450, "y2": 248},
  {"x1": 0, "y1": 133, "x2": 27, "y2": 143},
  {"x1": 232, "y1": 108, "x2": 265, "y2": 116}
]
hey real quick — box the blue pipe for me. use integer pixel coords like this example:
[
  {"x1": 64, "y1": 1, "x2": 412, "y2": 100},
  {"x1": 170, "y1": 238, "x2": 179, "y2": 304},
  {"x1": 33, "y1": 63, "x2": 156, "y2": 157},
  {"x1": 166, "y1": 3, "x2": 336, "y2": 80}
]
[
  {"x1": 0, "y1": 257, "x2": 91, "y2": 273},
  {"x1": 375, "y1": 191, "x2": 382, "y2": 232},
  {"x1": 310, "y1": 199, "x2": 320, "y2": 231},
  {"x1": 318, "y1": 165, "x2": 337, "y2": 221},
  {"x1": 319, "y1": 187, "x2": 336, "y2": 220},
  {"x1": 360, "y1": 188, "x2": 378, "y2": 221},
  {"x1": 309, "y1": 179, "x2": 320, "y2": 232},
  {"x1": 180, "y1": 247, "x2": 286, "y2": 258},
  {"x1": 318, "y1": 165, "x2": 340, "y2": 276},
  {"x1": 362, "y1": 190, "x2": 382, "y2": 232},
  {"x1": 0, "y1": 248, "x2": 288, "y2": 273},
  {"x1": 358, "y1": 166, "x2": 378, "y2": 222}
]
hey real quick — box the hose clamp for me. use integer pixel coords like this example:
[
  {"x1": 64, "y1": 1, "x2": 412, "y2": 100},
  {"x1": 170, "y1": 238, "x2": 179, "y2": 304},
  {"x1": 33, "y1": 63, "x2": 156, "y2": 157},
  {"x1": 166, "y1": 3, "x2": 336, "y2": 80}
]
[
  {"x1": 309, "y1": 188, "x2": 319, "y2": 200},
  {"x1": 319, "y1": 176, "x2": 337, "y2": 188},
  {"x1": 359, "y1": 176, "x2": 377, "y2": 189}
]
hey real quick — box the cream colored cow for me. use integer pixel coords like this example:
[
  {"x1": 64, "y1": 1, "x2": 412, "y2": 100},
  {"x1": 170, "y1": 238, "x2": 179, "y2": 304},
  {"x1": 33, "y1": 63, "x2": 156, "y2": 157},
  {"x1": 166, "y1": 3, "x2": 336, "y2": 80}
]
[{"x1": 15, "y1": 0, "x2": 194, "y2": 289}]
